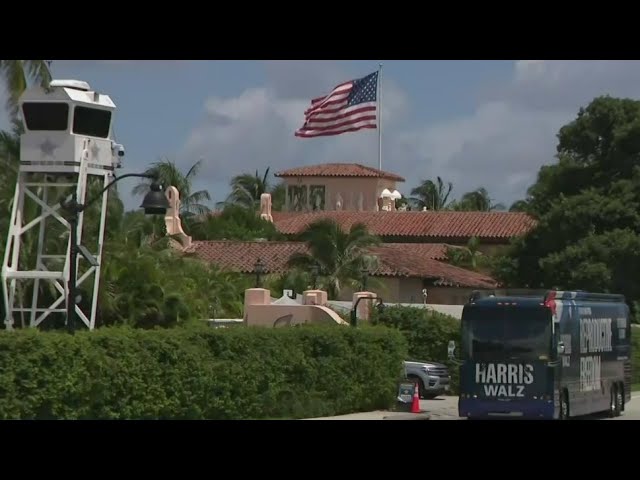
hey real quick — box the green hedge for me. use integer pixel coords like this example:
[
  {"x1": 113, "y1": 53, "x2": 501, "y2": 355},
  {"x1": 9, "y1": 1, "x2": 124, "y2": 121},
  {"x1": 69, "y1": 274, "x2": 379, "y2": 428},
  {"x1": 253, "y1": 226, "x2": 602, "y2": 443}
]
[
  {"x1": 0, "y1": 324, "x2": 407, "y2": 420},
  {"x1": 371, "y1": 306, "x2": 460, "y2": 394}
]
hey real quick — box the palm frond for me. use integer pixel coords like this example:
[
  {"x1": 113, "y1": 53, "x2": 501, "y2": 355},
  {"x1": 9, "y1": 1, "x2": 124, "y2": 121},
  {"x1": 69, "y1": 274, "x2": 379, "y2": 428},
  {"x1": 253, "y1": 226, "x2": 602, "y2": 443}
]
[{"x1": 184, "y1": 158, "x2": 204, "y2": 180}]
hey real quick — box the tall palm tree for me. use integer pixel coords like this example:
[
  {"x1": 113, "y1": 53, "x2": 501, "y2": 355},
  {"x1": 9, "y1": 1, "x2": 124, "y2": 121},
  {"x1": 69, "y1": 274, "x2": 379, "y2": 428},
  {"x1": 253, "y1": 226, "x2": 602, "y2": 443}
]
[
  {"x1": 446, "y1": 236, "x2": 484, "y2": 271},
  {"x1": 0, "y1": 60, "x2": 49, "y2": 238},
  {"x1": 132, "y1": 157, "x2": 211, "y2": 216},
  {"x1": 452, "y1": 187, "x2": 506, "y2": 212},
  {"x1": 0, "y1": 60, "x2": 52, "y2": 125},
  {"x1": 225, "y1": 167, "x2": 274, "y2": 209},
  {"x1": 409, "y1": 176, "x2": 453, "y2": 211},
  {"x1": 0, "y1": 127, "x2": 21, "y2": 220},
  {"x1": 287, "y1": 219, "x2": 381, "y2": 299}
]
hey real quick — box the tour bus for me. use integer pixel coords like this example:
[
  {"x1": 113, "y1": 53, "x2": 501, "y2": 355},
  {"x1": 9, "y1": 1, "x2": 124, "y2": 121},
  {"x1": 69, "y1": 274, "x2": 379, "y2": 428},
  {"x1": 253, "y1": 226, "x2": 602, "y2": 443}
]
[{"x1": 448, "y1": 290, "x2": 632, "y2": 419}]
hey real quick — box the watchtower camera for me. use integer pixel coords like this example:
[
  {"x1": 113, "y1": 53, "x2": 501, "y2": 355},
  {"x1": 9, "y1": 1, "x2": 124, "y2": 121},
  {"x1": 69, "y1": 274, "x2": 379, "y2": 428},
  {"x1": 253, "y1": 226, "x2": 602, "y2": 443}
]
[
  {"x1": 2, "y1": 79, "x2": 129, "y2": 331},
  {"x1": 19, "y1": 79, "x2": 124, "y2": 174}
]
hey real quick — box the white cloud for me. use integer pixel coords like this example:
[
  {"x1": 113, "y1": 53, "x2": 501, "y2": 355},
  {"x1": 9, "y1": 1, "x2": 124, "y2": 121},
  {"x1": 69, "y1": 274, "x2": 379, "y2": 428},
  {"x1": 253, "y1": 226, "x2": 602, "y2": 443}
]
[
  {"x1": 394, "y1": 100, "x2": 571, "y2": 203},
  {"x1": 181, "y1": 60, "x2": 640, "y2": 207},
  {"x1": 181, "y1": 66, "x2": 409, "y2": 197},
  {"x1": 395, "y1": 60, "x2": 640, "y2": 205},
  {"x1": 183, "y1": 88, "x2": 307, "y2": 178},
  {"x1": 263, "y1": 60, "x2": 353, "y2": 100}
]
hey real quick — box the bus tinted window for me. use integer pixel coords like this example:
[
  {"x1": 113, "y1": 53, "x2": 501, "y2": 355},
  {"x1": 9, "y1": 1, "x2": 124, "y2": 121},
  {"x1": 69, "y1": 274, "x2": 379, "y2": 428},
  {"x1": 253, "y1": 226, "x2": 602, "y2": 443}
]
[
  {"x1": 73, "y1": 106, "x2": 111, "y2": 138},
  {"x1": 22, "y1": 102, "x2": 69, "y2": 131},
  {"x1": 462, "y1": 306, "x2": 552, "y2": 361}
]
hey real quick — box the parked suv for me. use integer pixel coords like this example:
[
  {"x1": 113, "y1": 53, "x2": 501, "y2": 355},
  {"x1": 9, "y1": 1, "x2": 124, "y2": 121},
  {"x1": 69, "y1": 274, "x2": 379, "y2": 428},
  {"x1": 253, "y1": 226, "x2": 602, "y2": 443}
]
[{"x1": 404, "y1": 360, "x2": 451, "y2": 399}]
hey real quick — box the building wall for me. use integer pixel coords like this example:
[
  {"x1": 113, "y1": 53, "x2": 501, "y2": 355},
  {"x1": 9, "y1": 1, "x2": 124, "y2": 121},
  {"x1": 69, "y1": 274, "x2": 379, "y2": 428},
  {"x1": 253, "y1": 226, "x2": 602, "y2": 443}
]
[
  {"x1": 283, "y1": 176, "x2": 400, "y2": 212},
  {"x1": 335, "y1": 276, "x2": 489, "y2": 305},
  {"x1": 241, "y1": 270, "x2": 492, "y2": 306},
  {"x1": 476, "y1": 244, "x2": 508, "y2": 255}
]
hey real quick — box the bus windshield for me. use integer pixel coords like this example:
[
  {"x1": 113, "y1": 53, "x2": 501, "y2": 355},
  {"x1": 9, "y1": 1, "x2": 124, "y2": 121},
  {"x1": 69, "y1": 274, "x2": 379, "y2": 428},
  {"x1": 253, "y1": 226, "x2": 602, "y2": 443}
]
[{"x1": 461, "y1": 305, "x2": 552, "y2": 362}]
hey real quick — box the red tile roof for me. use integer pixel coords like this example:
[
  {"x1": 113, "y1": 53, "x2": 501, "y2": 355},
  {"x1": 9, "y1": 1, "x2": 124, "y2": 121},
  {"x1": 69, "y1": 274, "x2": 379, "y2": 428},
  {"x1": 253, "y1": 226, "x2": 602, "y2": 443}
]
[
  {"x1": 184, "y1": 241, "x2": 306, "y2": 274},
  {"x1": 370, "y1": 245, "x2": 497, "y2": 288},
  {"x1": 272, "y1": 210, "x2": 536, "y2": 241},
  {"x1": 184, "y1": 240, "x2": 498, "y2": 289},
  {"x1": 274, "y1": 163, "x2": 405, "y2": 182}
]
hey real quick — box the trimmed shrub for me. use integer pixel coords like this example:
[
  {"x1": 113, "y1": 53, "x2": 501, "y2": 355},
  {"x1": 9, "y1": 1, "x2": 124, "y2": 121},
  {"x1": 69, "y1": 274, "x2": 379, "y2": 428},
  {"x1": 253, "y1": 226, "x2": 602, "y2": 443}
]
[
  {"x1": 371, "y1": 306, "x2": 461, "y2": 394},
  {"x1": 0, "y1": 324, "x2": 407, "y2": 420}
]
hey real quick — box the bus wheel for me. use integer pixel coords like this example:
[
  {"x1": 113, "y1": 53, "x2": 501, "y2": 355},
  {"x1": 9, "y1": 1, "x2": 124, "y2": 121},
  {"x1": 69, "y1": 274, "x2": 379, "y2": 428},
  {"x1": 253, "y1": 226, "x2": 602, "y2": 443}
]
[
  {"x1": 559, "y1": 390, "x2": 569, "y2": 420},
  {"x1": 608, "y1": 385, "x2": 619, "y2": 418},
  {"x1": 615, "y1": 384, "x2": 623, "y2": 417}
]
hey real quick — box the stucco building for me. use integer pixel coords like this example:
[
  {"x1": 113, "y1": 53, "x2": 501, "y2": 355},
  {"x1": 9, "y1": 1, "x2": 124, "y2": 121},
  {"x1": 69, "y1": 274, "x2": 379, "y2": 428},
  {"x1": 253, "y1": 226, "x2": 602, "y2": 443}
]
[
  {"x1": 170, "y1": 162, "x2": 537, "y2": 305},
  {"x1": 275, "y1": 163, "x2": 405, "y2": 212}
]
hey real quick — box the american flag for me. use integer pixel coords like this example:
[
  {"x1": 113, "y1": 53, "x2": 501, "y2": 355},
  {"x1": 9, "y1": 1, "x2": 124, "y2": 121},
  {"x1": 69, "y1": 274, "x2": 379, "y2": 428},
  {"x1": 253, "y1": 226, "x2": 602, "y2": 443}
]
[{"x1": 295, "y1": 71, "x2": 378, "y2": 138}]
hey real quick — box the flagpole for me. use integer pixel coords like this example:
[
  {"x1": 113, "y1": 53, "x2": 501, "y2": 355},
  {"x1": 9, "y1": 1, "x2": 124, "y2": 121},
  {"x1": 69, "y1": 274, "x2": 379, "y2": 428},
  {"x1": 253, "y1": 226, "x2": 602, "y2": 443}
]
[{"x1": 377, "y1": 62, "x2": 383, "y2": 171}]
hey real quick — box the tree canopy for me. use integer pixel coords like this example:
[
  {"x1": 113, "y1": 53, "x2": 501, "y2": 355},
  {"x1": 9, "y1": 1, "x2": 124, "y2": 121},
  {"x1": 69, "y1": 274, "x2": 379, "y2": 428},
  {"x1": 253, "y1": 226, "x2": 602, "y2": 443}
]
[{"x1": 494, "y1": 95, "x2": 640, "y2": 317}]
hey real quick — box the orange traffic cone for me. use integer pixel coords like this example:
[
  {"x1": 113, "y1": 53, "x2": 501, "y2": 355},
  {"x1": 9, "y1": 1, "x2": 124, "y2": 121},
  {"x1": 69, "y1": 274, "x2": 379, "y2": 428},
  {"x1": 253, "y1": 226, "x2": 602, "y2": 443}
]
[{"x1": 411, "y1": 383, "x2": 421, "y2": 413}]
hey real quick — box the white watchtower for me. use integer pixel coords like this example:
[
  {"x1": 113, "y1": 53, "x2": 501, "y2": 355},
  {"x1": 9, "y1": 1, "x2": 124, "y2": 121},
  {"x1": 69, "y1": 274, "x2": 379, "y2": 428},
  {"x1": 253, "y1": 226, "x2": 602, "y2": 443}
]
[{"x1": 1, "y1": 79, "x2": 124, "y2": 330}]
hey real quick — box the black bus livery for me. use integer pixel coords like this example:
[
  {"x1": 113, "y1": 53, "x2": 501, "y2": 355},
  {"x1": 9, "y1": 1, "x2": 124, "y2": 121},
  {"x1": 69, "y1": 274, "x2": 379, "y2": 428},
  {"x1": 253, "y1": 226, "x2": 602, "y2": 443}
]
[{"x1": 448, "y1": 290, "x2": 632, "y2": 419}]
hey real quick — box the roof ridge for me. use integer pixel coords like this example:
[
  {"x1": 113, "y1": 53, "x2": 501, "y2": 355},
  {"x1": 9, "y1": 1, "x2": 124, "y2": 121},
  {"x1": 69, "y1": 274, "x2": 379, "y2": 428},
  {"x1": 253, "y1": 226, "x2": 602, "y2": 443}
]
[
  {"x1": 192, "y1": 239, "x2": 305, "y2": 245},
  {"x1": 274, "y1": 162, "x2": 405, "y2": 181}
]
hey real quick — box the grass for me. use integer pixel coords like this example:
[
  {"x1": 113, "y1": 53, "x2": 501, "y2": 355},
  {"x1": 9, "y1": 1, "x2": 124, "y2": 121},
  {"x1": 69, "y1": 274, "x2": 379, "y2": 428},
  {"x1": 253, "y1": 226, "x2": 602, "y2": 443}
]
[{"x1": 633, "y1": 384, "x2": 640, "y2": 393}]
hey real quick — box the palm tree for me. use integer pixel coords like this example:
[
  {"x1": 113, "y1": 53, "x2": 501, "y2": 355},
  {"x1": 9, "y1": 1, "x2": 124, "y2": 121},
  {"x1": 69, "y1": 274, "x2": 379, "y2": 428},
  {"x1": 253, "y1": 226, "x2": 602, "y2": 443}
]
[
  {"x1": 409, "y1": 176, "x2": 453, "y2": 211},
  {"x1": 132, "y1": 157, "x2": 211, "y2": 216},
  {"x1": 451, "y1": 187, "x2": 505, "y2": 212},
  {"x1": 225, "y1": 167, "x2": 274, "y2": 209},
  {"x1": 446, "y1": 236, "x2": 484, "y2": 270},
  {"x1": 266, "y1": 269, "x2": 312, "y2": 298},
  {"x1": 287, "y1": 219, "x2": 381, "y2": 299},
  {"x1": 0, "y1": 127, "x2": 21, "y2": 222},
  {"x1": 0, "y1": 60, "x2": 51, "y2": 221},
  {"x1": 0, "y1": 60, "x2": 52, "y2": 125}
]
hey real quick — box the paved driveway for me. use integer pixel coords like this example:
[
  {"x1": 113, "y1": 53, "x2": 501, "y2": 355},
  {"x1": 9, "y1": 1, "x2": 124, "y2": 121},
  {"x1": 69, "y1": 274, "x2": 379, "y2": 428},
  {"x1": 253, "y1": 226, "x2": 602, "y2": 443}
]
[{"x1": 423, "y1": 394, "x2": 640, "y2": 420}]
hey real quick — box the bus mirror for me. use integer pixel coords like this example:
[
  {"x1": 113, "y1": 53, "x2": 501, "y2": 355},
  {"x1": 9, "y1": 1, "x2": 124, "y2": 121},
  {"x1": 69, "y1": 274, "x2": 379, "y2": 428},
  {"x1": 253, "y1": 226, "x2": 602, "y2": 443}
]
[
  {"x1": 448, "y1": 340, "x2": 456, "y2": 359},
  {"x1": 557, "y1": 341, "x2": 565, "y2": 356}
]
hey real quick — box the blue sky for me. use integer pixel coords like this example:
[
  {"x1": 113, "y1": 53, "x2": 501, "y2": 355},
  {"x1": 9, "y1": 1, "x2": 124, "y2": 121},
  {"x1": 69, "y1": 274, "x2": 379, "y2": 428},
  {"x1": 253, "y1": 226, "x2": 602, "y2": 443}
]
[{"x1": 3, "y1": 60, "x2": 640, "y2": 210}]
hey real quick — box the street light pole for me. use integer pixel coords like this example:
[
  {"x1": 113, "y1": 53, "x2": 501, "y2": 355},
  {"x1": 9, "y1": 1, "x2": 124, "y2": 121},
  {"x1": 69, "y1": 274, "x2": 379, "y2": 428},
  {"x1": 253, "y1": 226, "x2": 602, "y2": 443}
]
[
  {"x1": 310, "y1": 264, "x2": 319, "y2": 290},
  {"x1": 350, "y1": 296, "x2": 385, "y2": 327},
  {"x1": 60, "y1": 173, "x2": 169, "y2": 333},
  {"x1": 254, "y1": 258, "x2": 266, "y2": 288},
  {"x1": 361, "y1": 267, "x2": 369, "y2": 291}
]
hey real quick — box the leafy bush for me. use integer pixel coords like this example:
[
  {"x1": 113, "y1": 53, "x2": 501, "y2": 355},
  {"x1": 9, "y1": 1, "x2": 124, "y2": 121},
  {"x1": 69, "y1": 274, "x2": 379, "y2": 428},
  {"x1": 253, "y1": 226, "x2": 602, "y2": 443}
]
[
  {"x1": 371, "y1": 306, "x2": 460, "y2": 393},
  {"x1": 0, "y1": 324, "x2": 407, "y2": 419},
  {"x1": 183, "y1": 204, "x2": 285, "y2": 241},
  {"x1": 97, "y1": 245, "x2": 249, "y2": 329}
]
